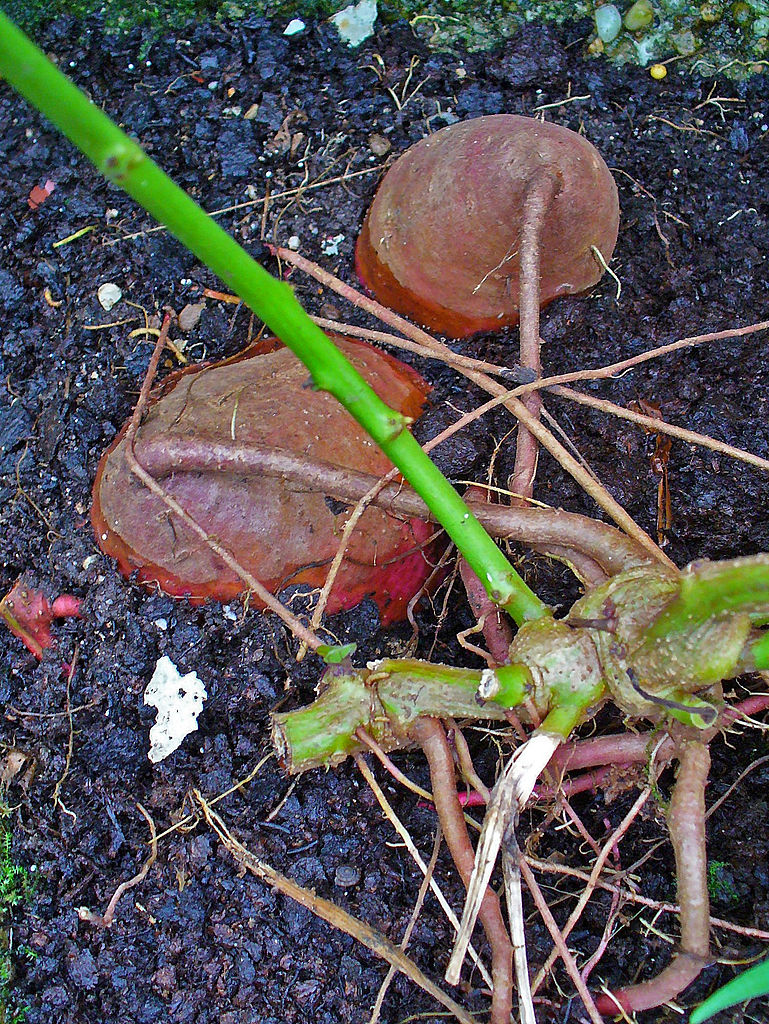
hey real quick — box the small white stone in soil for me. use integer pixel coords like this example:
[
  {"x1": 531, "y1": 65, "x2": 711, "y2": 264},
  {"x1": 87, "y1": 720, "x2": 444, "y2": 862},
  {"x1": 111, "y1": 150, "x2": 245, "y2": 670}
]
[
  {"x1": 284, "y1": 18, "x2": 305, "y2": 35},
  {"x1": 321, "y1": 233, "x2": 345, "y2": 256},
  {"x1": 97, "y1": 282, "x2": 122, "y2": 310},
  {"x1": 288, "y1": 235, "x2": 301, "y2": 250}
]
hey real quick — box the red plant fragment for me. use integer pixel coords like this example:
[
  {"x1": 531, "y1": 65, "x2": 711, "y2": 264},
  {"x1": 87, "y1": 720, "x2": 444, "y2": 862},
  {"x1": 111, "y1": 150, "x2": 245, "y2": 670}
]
[
  {"x1": 0, "y1": 581, "x2": 82, "y2": 659},
  {"x1": 92, "y1": 336, "x2": 439, "y2": 625},
  {"x1": 28, "y1": 178, "x2": 56, "y2": 209},
  {"x1": 356, "y1": 114, "x2": 620, "y2": 338}
]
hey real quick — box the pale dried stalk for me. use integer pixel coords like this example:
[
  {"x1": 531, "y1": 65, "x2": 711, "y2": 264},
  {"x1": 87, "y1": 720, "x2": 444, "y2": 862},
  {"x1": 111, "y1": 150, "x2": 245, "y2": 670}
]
[
  {"x1": 447, "y1": 732, "x2": 562, "y2": 985},
  {"x1": 502, "y1": 834, "x2": 537, "y2": 1024},
  {"x1": 312, "y1": 313, "x2": 769, "y2": 474},
  {"x1": 552, "y1": 384, "x2": 769, "y2": 473},
  {"x1": 273, "y1": 246, "x2": 674, "y2": 568},
  {"x1": 369, "y1": 826, "x2": 444, "y2": 1024},
  {"x1": 194, "y1": 790, "x2": 479, "y2": 1024},
  {"x1": 411, "y1": 718, "x2": 513, "y2": 1024},
  {"x1": 519, "y1": 856, "x2": 604, "y2": 1024},
  {"x1": 354, "y1": 753, "x2": 493, "y2": 989}
]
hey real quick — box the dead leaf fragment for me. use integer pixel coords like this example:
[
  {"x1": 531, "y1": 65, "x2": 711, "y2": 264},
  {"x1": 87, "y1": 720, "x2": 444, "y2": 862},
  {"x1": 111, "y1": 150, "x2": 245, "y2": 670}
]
[
  {"x1": 0, "y1": 581, "x2": 82, "y2": 660},
  {"x1": 0, "y1": 750, "x2": 29, "y2": 789},
  {"x1": 178, "y1": 301, "x2": 205, "y2": 332}
]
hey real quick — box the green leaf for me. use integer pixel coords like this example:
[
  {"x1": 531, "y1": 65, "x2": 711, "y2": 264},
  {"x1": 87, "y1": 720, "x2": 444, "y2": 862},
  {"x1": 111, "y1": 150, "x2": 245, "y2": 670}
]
[
  {"x1": 689, "y1": 957, "x2": 769, "y2": 1023},
  {"x1": 317, "y1": 642, "x2": 358, "y2": 665}
]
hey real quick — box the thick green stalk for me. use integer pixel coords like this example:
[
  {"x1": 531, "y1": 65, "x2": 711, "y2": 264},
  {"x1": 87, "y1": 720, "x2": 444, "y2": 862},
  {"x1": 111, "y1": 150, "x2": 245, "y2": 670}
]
[
  {"x1": 642, "y1": 555, "x2": 769, "y2": 641},
  {"x1": 0, "y1": 14, "x2": 548, "y2": 626},
  {"x1": 272, "y1": 659, "x2": 533, "y2": 772},
  {"x1": 742, "y1": 629, "x2": 769, "y2": 671}
]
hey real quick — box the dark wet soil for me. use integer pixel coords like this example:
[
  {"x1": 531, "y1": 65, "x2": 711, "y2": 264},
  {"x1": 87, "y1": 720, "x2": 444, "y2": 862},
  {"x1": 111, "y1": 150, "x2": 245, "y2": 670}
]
[{"x1": 1, "y1": 12, "x2": 769, "y2": 1024}]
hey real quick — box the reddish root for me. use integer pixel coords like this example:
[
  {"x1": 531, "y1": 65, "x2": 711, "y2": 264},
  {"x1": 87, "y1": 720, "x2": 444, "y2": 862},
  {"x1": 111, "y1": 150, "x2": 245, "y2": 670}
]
[
  {"x1": 509, "y1": 174, "x2": 556, "y2": 502},
  {"x1": 410, "y1": 717, "x2": 513, "y2": 1024},
  {"x1": 594, "y1": 739, "x2": 712, "y2": 1015}
]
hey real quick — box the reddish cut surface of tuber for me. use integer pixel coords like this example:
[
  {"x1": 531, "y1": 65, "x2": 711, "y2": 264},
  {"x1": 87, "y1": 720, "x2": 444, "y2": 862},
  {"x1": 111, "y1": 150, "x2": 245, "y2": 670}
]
[
  {"x1": 0, "y1": 581, "x2": 81, "y2": 659},
  {"x1": 92, "y1": 337, "x2": 437, "y2": 625},
  {"x1": 356, "y1": 114, "x2": 620, "y2": 338}
]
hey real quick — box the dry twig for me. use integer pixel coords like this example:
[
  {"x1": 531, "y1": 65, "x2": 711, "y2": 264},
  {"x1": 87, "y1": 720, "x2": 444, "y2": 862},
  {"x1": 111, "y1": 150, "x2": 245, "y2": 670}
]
[{"x1": 193, "y1": 790, "x2": 478, "y2": 1024}]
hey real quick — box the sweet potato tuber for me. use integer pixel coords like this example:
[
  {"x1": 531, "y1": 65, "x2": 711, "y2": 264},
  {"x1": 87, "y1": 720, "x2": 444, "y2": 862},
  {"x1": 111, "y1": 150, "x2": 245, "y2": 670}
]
[
  {"x1": 356, "y1": 114, "x2": 619, "y2": 337},
  {"x1": 92, "y1": 337, "x2": 437, "y2": 625}
]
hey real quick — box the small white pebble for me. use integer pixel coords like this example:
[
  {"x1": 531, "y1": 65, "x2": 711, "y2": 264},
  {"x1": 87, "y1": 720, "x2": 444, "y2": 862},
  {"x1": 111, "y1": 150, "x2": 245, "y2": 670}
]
[
  {"x1": 284, "y1": 18, "x2": 305, "y2": 35},
  {"x1": 97, "y1": 282, "x2": 122, "y2": 311},
  {"x1": 154, "y1": 618, "x2": 168, "y2": 631},
  {"x1": 288, "y1": 235, "x2": 300, "y2": 250}
]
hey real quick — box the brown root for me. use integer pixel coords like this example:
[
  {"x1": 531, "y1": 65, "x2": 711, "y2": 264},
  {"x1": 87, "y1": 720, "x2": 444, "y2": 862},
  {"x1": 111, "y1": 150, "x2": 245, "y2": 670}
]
[
  {"x1": 594, "y1": 739, "x2": 712, "y2": 1015},
  {"x1": 410, "y1": 717, "x2": 513, "y2": 1024}
]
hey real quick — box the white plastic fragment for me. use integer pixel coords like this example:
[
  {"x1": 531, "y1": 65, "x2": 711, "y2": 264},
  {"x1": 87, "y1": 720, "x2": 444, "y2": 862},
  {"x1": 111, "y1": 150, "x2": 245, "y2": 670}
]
[
  {"x1": 321, "y1": 233, "x2": 345, "y2": 256},
  {"x1": 144, "y1": 656, "x2": 207, "y2": 763},
  {"x1": 284, "y1": 18, "x2": 305, "y2": 36},
  {"x1": 97, "y1": 282, "x2": 122, "y2": 310},
  {"x1": 330, "y1": 0, "x2": 377, "y2": 48}
]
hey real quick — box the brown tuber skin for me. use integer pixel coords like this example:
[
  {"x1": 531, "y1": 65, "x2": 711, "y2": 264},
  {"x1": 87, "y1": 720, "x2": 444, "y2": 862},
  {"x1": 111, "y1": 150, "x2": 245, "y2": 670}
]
[
  {"x1": 356, "y1": 114, "x2": 620, "y2": 338},
  {"x1": 92, "y1": 336, "x2": 437, "y2": 625}
]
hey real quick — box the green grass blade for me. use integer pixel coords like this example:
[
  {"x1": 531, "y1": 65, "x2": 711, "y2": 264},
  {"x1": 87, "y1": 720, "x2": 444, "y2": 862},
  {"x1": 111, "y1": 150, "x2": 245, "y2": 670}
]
[{"x1": 689, "y1": 957, "x2": 769, "y2": 1023}]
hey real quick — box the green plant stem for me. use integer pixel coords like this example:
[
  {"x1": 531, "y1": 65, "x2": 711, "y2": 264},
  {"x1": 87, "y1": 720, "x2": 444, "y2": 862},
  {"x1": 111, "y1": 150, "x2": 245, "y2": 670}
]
[
  {"x1": 0, "y1": 13, "x2": 549, "y2": 626},
  {"x1": 746, "y1": 629, "x2": 769, "y2": 671},
  {"x1": 643, "y1": 555, "x2": 769, "y2": 641},
  {"x1": 272, "y1": 659, "x2": 534, "y2": 772}
]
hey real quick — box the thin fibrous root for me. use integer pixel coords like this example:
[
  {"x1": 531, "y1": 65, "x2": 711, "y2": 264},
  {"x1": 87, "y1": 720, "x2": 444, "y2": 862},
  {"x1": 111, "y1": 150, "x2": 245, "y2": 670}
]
[
  {"x1": 136, "y1": 436, "x2": 655, "y2": 576},
  {"x1": 447, "y1": 731, "x2": 562, "y2": 986},
  {"x1": 509, "y1": 173, "x2": 557, "y2": 502}
]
